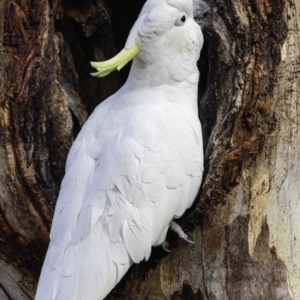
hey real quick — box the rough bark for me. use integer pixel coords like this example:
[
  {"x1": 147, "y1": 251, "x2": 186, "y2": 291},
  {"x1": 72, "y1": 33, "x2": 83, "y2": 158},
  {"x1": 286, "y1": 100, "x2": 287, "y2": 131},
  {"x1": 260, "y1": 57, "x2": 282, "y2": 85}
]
[
  {"x1": 0, "y1": 0, "x2": 299, "y2": 299},
  {"x1": 0, "y1": 0, "x2": 116, "y2": 297}
]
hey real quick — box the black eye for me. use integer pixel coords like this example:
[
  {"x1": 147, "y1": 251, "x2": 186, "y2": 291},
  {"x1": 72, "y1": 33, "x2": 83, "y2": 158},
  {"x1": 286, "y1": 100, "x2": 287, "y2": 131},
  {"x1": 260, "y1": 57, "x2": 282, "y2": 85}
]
[{"x1": 175, "y1": 13, "x2": 187, "y2": 26}]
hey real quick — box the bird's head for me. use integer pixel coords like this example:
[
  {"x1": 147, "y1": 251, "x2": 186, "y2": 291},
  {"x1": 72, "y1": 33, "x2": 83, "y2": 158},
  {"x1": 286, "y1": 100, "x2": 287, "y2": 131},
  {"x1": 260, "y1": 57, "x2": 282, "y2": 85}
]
[{"x1": 91, "y1": 0, "x2": 203, "y2": 84}]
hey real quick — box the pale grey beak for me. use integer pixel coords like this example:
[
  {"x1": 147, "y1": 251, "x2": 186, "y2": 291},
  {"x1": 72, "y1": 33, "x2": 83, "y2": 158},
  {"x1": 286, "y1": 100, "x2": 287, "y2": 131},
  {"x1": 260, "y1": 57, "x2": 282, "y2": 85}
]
[{"x1": 193, "y1": 0, "x2": 213, "y2": 29}]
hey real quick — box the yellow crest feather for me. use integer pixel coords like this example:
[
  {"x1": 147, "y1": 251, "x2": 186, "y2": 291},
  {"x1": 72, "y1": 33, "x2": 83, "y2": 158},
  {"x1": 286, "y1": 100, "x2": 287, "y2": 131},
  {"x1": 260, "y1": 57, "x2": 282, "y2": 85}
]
[{"x1": 90, "y1": 45, "x2": 139, "y2": 77}]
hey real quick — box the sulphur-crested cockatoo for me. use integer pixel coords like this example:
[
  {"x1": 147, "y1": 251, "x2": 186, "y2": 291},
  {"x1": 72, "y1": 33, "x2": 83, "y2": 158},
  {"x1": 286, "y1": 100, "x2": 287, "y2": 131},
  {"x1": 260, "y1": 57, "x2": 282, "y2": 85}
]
[{"x1": 36, "y1": 0, "x2": 204, "y2": 299}]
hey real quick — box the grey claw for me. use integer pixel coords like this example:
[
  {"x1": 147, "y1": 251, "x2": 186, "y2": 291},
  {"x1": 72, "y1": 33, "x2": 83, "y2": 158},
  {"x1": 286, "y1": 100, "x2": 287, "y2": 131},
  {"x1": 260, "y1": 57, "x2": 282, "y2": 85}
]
[
  {"x1": 169, "y1": 221, "x2": 195, "y2": 245},
  {"x1": 180, "y1": 235, "x2": 195, "y2": 245},
  {"x1": 162, "y1": 241, "x2": 171, "y2": 253}
]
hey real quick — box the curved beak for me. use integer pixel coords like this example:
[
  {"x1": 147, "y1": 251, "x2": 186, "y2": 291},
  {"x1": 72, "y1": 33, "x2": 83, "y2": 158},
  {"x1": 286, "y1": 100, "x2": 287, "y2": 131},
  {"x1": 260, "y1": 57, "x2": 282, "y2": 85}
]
[{"x1": 194, "y1": 0, "x2": 213, "y2": 29}]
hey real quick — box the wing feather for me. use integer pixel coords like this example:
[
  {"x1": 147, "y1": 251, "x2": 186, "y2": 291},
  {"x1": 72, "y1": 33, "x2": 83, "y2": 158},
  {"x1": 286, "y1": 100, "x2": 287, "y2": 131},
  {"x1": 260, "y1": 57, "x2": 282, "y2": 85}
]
[{"x1": 36, "y1": 94, "x2": 203, "y2": 300}]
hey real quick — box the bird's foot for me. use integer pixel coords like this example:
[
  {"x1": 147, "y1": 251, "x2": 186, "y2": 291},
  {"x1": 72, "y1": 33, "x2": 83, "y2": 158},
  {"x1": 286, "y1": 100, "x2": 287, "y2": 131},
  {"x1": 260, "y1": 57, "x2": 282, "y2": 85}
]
[
  {"x1": 161, "y1": 241, "x2": 171, "y2": 253},
  {"x1": 169, "y1": 221, "x2": 195, "y2": 244}
]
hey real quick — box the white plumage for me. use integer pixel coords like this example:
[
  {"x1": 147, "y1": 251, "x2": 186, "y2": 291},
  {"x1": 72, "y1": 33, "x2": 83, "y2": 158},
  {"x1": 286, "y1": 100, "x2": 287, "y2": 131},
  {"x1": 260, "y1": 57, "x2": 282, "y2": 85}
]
[{"x1": 36, "y1": 0, "x2": 204, "y2": 299}]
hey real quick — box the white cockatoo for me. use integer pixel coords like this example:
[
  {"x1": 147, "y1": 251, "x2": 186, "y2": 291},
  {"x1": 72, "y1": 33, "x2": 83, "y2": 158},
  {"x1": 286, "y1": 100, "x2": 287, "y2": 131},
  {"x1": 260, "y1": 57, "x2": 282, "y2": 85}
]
[{"x1": 36, "y1": 0, "x2": 204, "y2": 299}]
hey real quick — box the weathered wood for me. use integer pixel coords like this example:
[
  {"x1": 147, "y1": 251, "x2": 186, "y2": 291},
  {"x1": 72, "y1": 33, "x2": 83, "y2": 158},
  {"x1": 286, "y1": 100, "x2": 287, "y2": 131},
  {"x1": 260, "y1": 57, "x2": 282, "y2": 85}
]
[
  {"x1": 0, "y1": 0, "x2": 299, "y2": 299},
  {"x1": 0, "y1": 0, "x2": 117, "y2": 296}
]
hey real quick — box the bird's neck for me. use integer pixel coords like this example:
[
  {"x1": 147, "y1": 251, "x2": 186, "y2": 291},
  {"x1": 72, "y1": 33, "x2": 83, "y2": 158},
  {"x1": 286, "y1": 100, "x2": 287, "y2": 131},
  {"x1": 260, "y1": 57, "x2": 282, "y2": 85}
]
[{"x1": 123, "y1": 57, "x2": 200, "y2": 109}]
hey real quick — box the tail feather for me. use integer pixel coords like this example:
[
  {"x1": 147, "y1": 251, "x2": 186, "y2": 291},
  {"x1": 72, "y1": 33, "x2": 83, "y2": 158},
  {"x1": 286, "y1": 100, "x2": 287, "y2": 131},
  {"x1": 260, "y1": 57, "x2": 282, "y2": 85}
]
[{"x1": 36, "y1": 220, "x2": 132, "y2": 300}]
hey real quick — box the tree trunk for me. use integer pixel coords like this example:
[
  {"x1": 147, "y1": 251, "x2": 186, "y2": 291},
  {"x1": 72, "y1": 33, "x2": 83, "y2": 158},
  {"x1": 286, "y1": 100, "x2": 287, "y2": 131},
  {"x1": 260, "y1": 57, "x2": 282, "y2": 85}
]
[{"x1": 0, "y1": 0, "x2": 299, "y2": 299}]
